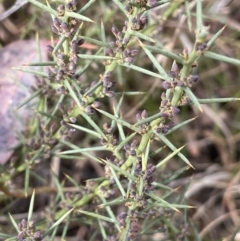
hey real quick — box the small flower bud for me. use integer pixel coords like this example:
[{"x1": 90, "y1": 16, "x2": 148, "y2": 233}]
[
  {"x1": 71, "y1": 0, "x2": 77, "y2": 11},
  {"x1": 125, "y1": 4, "x2": 133, "y2": 14},
  {"x1": 46, "y1": 45, "x2": 54, "y2": 54},
  {"x1": 171, "y1": 106, "x2": 180, "y2": 116},
  {"x1": 148, "y1": 0, "x2": 157, "y2": 7},
  {"x1": 85, "y1": 106, "x2": 95, "y2": 115},
  {"x1": 130, "y1": 150, "x2": 136, "y2": 156},
  {"x1": 136, "y1": 113, "x2": 141, "y2": 121},
  {"x1": 141, "y1": 110, "x2": 148, "y2": 119},
  {"x1": 51, "y1": 25, "x2": 59, "y2": 34},
  {"x1": 91, "y1": 101, "x2": 101, "y2": 108},
  {"x1": 105, "y1": 48, "x2": 114, "y2": 56},
  {"x1": 189, "y1": 75, "x2": 199, "y2": 83},
  {"x1": 53, "y1": 17, "x2": 61, "y2": 29},
  {"x1": 125, "y1": 56, "x2": 133, "y2": 64},
  {"x1": 105, "y1": 91, "x2": 114, "y2": 97},
  {"x1": 57, "y1": 4, "x2": 65, "y2": 17},
  {"x1": 111, "y1": 25, "x2": 119, "y2": 36},
  {"x1": 19, "y1": 219, "x2": 27, "y2": 230},
  {"x1": 130, "y1": 50, "x2": 138, "y2": 57},
  {"x1": 28, "y1": 220, "x2": 35, "y2": 229},
  {"x1": 60, "y1": 22, "x2": 68, "y2": 32},
  {"x1": 162, "y1": 81, "x2": 172, "y2": 90},
  {"x1": 78, "y1": 38, "x2": 85, "y2": 46},
  {"x1": 33, "y1": 231, "x2": 42, "y2": 240},
  {"x1": 66, "y1": 2, "x2": 73, "y2": 11},
  {"x1": 140, "y1": 16, "x2": 148, "y2": 25},
  {"x1": 69, "y1": 117, "x2": 77, "y2": 123},
  {"x1": 122, "y1": 38, "x2": 130, "y2": 44}
]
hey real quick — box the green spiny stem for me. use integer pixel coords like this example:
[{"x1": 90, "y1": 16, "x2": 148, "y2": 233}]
[{"x1": 171, "y1": 43, "x2": 199, "y2": 106}]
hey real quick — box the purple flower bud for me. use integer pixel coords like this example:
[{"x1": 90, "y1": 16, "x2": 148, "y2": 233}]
[
  {"x1": 125, "y1": 5, "x2": 133, "y2": 14},
  {"x1": 130, "y1": 50, "x2": 138, "y2": 57},
  {"x1": 110, "y1": 42, "x2": 116, "y2": 48},
  {"x1": 103, "y1": 123, "x2": 109, "y2": 131},
  {"x1": 66, "y1": 2, "x2": 73, "y2": 11},
  {"x1": 172, "y1": 80, "x2": 178, "y2": 86},
  {"x1": 162, "y1": 81, "x2": 172, "y2": 90},
  {"x1": 141, "y1": 110, "x2": 148, "y2": 119},
  {"x1": 51, "y1": 25, "x2": 59, "y2": 34},
  {"x1": 150, "y1": 165, "x2": 156, "y2": 173},
  {"x1": 105, "y1": 91, "x2": 114, "y2": 97},
  {"x1": 161, "y1": 92, "x2": 166, "y2": 100},
  {"x1": 28, "y1": 220, "x2": 35, "y2": 228},
  {"x1": 19, "y1": 219, "x2": 27, "y2": 230},
  {"x1": 161, "y1": 112, "x2": 170, "y2": 118},
  {"x1": 168, "y1": 70, "x2": 178, "y2": 78},
  {"x1": 33, "y1": 231, "x2": 42, "y2": 240},
  {"x1": 68, "y1": 61, "x2": 76, "y2": 72},
  {"x1": 189, "y1": 75, "x2": 199, "y2": 83},
  {"x1": 111, "y1": 25, "x2": 119, "y2": 36},
  {"x1": 105, "y1": 48, "x2": 114, "y2": 56},
  {"x1": 46, "y1": 45, "x2": 54, "y2": 54},
  {"x1": 60, "y1": 22, "x2": 68, "y2": 32},
  {"x1": 156, "y1": 127, "x2": 168, "y2": 134},
  {"x1": 57, "y1": 4, "x2": 65, "y2": 16},
  {"x1": 136, "y1": 113, "x2": 141, "y2": 121},
  {"x1": 171, "y1": 61, "x2": 179, "y2": 72},
  {"x1": 148, "y1": 0, "x2": 157, "y2": 7},
  {"x1": 17, "y1": 231, "x2": 25, "y2": 240},
  {"x1": 85, "y1": 106, "x2": 95, "y2": 115},
  {"x1": 171, "y1": 106, "x2": 180, "y2": 116},
  {"x1": 161, "y1": 99, "x2": 168, "y2": 106},
  {"x1": 53, "y1": 17, "x2": 61, "y2": 29},
  {"x1": 140, "y1": 16, "x2": 148, "y2": 25},
  {"x1": 69, "y1": 117, "x2": 77, "y2": 123},
  {"x1": 71, "y1": 0, "x2": 77, "y2": 7},
  {"x1": 125, "y1": 56, "x2": 133, "y2": 64},
  {"x1": 117, "y1": 212, "x2": 128, "y2": 221},
  {"x1": 177, "y1": 81, "x2": 185, "y2": 87},
  {"x1": 122, "y1": 37, "x2": 130, "y2": 45},
  {"x1": 91, "y1": 101, "x2": 101, "y2": 108}
]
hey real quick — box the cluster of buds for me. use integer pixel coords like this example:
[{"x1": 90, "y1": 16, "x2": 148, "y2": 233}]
[
  {"x1": 160, "y1": 92, "x2": 180, "y2": 118},
  {"x1": 100, "y1": 123, "x2": 118, "y2": 148},
  {"x1": 143, "y1": 163, "x2": 156, "y2": 193},
  {"x1": 99, "y1": 183, "x2": 115, "y2": 198},
  {"x1": 38, "y1": 123, "x2": 58, "y2": 158},
  {"x1": 103, "y1": 24, "x2": 138, "y2": 65},
  {"x1": 122, "y1": 48, "x2": 139, "y2": 64},
  {"x1": 155, "y1": 120, "x2": 174, "y2": 134},
  {"x1": 196, "y1": 42, "x2": 208, "y2": 54},
  {"x1": 58, "y1": 102, "x2": 77, "y2": 124},
  {"x1": 130, "y1": 14, "x2": 148, "y2": 31},
  {"x1": 176, "y1": 223, "x2": 190, "y2": 241},
  {"x1": 101, "y1": 71, "x2": 116, "y2": 97},
  {"x1": 111, "y1": 24, "x2": 130, "y2": 52},
  {"x1": 17, "y1": 219, "x2": 42, "y2": 241},
  {"x1": 52, "y1": 12, "x2": 80, "y2": 39},
  {"x1": 135, "y1": 110, "x2": 150, "y2": 134},
  {"x1": 128, "y1": 163, "x2": 157, "y2": 210},
  {"x1": 59, "y1": 192, "x2": 82, "y2": 210},
  {"x1": 48, "y1": 1, "x2": 85, "y2": 80},
  {"x1": 125, "y1": 0, "x2": 157, "y2": 10},
  {"x1": 26, "y1": 122, "x2": 58, "y2": 159},
  {"x1": 48, "y1": 38, "x2": 85, "y2": 78},
  {"x1": 31, "y1": 77, "x2": 54, "y2": 97},
  {"x1": 123, "y1": 139, "x2": 138, "y2": 157}
]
